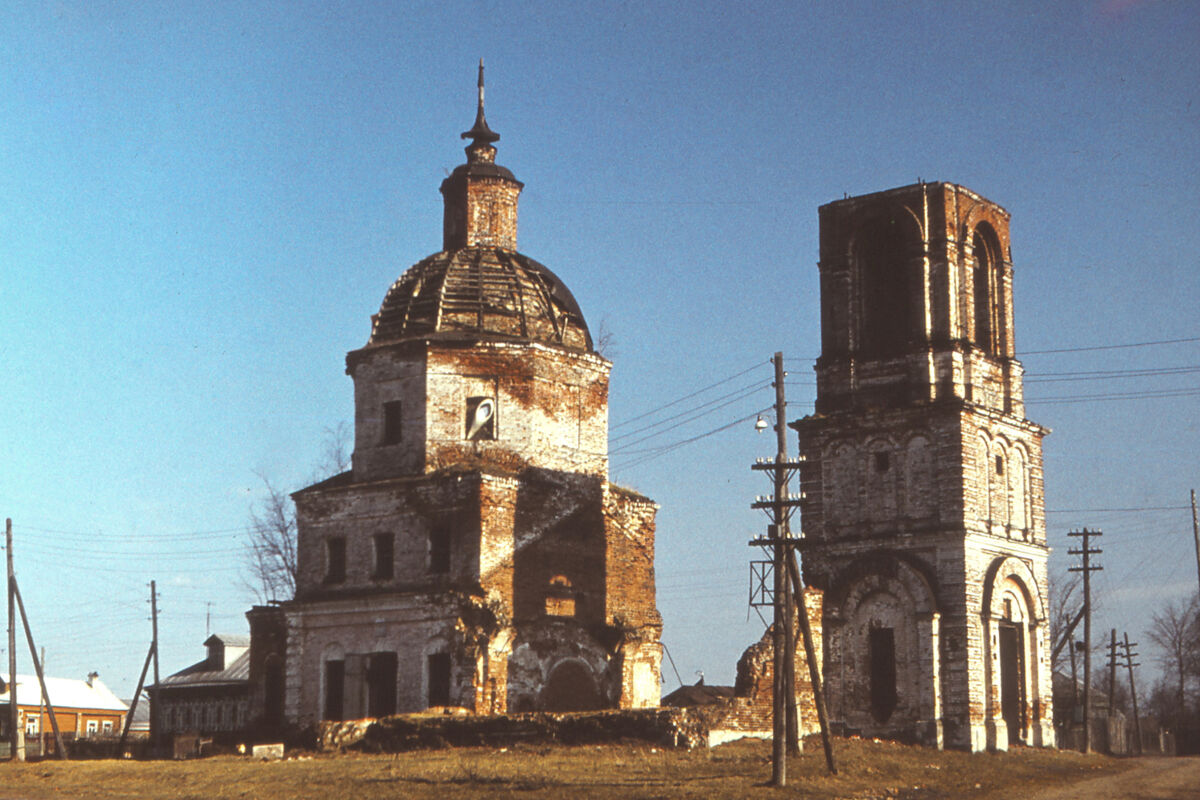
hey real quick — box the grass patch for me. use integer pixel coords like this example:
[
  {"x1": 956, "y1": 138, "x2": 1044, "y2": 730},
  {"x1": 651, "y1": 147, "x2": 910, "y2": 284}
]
[{"x1": 0, "y1": 736, "x2": 1134, "y2": 800}]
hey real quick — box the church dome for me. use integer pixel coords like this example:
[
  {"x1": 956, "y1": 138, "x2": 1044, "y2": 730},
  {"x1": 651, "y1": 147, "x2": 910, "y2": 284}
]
[
  {"x1": 367, "y1": 246, "x2": 592, "y2": 351},
  {"x1": 366, "y1": 63, "x2": 593, "y2": 354}
]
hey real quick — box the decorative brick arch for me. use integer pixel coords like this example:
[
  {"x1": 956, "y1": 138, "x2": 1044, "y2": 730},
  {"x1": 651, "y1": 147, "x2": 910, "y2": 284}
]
[
  {"x1": 981, "y1": 556, "x2": 1045, "y2": 623},
  {"x1": 825, "y1": 551, "x2": 943, "y2": 743}
]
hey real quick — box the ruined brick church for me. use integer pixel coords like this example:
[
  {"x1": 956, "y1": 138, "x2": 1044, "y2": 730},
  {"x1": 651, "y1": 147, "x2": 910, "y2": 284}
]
[
  {"x1": 795, "y1": 183, "x2": 1054, "y2": 751},
  {"x1": 267, "y1": 69, "x2": 662, "y2": 725}
]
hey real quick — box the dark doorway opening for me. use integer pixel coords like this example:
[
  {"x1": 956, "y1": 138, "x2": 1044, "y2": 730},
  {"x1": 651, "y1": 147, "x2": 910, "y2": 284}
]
[
  {"x1": 869, "y1": 627, "x2": 898, "y2": 723},
  {"x1": 367, "y1": 651, "x2": 398, "y2": 717},
  {"x1": 540, "y1": 661, "x2": 603, "y2": 712},
  {"x1": 427, "y1": 652, "x2": 451, "y2": 708},
  {"x1": 324, "y1": 659, "x2": 345, "y2": 721},
  {"x1": 999, "y1": 623, "x2": 1026, "y2": 744},
  {"x1": 264, "y1": 654, "x2": 285, "y2": 726}
]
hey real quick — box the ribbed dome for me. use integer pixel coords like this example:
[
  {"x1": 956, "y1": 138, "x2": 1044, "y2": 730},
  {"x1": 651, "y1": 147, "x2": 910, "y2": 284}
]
[{"x1": 368, "y1": 247, "x2": 593, "y2": 351}]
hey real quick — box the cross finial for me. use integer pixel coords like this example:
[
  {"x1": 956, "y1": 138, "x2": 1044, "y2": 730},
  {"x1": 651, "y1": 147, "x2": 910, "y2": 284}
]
[{"x1": 462, "y1": 58, "x2": 499, "y2": 144}]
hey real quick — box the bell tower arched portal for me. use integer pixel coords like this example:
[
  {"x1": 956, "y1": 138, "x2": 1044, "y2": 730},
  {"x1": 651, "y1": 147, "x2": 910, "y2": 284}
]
[{"x1": 797, "y1": 182, "x2": 1053, "y2": 752}]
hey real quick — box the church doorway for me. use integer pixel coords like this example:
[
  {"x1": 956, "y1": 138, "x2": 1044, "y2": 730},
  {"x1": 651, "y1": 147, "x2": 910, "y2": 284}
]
[
  {"x1": 998, "y1": 622, "x2": 1025, "y2": 744},
  {"x1": 540, "y1": 660, "x2": 602, "y2": 711}
]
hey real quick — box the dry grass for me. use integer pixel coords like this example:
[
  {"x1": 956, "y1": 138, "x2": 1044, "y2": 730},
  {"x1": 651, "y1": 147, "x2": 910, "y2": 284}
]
[{"x1": 0, "y1": 737, "x2": 1134, "y2": 800}]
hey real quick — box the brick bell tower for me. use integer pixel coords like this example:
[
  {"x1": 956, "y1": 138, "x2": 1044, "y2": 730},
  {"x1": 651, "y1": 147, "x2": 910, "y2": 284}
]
[{"x1": 795, "y1": 182, "x2": 1053, "y2": 752}]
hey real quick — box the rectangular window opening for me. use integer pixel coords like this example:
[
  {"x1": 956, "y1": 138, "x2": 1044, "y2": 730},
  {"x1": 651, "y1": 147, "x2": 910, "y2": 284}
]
[
  {"x1": 995, "y1": 455, "x2": 1004, "y2": 476},
  {"x1": 325, "y1": 537, "x2": 347, "y2": 584},
  {"x1": 382, "y1": 400, "x2": 403, "y2": 445},
  {"x1": 372, "y1": 532, "x2": 394, "y2": 580},
  {"x1": 429, "y1": 526, "x2": 451, "y2": 575},
  {"x1": 874, "y1": 452, "x2": 890, "y2": 472}
]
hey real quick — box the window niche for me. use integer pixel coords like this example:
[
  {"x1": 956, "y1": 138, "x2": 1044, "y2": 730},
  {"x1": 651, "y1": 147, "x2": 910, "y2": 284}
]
[
  {"x1": 324, "y1": 537, "x2": 346, "y2": 584},
  {"x1": 372, "y1": 532, "x2": 394, "y2": 580},
  {"x1": 855, "y1": 214, "x2": 917, "y2": 358},
  {"x1": 428, "y1": 525, "x2": 451, "y2": 575},
  {"x1": 382, "y1": 400, "x2": 403, "y2": 445}
]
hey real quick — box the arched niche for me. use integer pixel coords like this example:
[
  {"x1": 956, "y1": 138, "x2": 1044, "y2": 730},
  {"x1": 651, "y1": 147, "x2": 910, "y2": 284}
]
[{"x1": 852, "y1": 208, "x2": 923, "y2": 358}]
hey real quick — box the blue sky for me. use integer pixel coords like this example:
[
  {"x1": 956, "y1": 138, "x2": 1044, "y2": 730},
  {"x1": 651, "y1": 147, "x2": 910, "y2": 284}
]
[{"x1": 1, "y1": 1, "x2": 1197, "y2": 699}]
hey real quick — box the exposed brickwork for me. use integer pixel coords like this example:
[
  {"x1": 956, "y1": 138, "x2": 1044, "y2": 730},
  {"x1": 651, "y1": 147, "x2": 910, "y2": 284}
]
[
  {"x1": 271, "y1": 100, "x2": 660, "y2": 730},
  {"x1": 798, "y1": 182, "x2": 1053, "y2": 752}
]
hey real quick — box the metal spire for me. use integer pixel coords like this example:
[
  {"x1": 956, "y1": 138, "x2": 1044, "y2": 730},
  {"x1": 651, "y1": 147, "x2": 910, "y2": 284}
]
[{"x1": 462, "y1": 59, "x2": 499, "y2": 144}]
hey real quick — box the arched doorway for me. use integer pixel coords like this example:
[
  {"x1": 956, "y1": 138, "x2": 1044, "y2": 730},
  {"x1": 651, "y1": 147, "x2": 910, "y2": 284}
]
[{"x1": 540, "y1": 660, "x2": 602, "y2": 712}]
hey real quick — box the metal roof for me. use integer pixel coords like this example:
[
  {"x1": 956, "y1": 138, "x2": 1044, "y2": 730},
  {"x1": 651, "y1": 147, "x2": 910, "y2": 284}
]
[
  {"x1": 368, "y1": 246, "x2": 592, "y2": 352},
  {"x1": 0, "y1": 674, "x2": 128, "y2": 712}
]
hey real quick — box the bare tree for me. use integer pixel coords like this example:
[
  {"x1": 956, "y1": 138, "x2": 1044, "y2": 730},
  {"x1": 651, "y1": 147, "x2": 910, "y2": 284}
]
[
  {"x1": 1146, "y1": 596, "x2": 1200, "y2": 716},
  {"x1": 1051, "y1": 572, "x2": 1083, "y2": 675},
  {"x1": 245, "y1": 472, "x2": 298, "y2": 603},
  {"x1": 314, "y1": 421, "x2": 351, "y2": 480},
  {"x1": 245, "y1": 424, "x2": 351, "y2": 603}
]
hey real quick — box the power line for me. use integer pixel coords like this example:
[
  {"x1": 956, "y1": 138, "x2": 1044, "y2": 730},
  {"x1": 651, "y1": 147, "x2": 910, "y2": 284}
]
[
  {"x1": 611, "y1": 385, "x2": 770, "y2": 453},
  {"x1": 1047, "y1": 506, "x2": 1190, "y2": 513},
  {"x1": 612, "y1": 360, "x2": 767, "y2": 431},
  {"x1": 611, "y1": 378, "x2": 771, "y2": 443},
  {"x1": 1019, "y1": 335, "x2": 1200, "y2": 355},
  {"x1": 1026, "y1": 386, "x2": 1200, "y2": 404}
]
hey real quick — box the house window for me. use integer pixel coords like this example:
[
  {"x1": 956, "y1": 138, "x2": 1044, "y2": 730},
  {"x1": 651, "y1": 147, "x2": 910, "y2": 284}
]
[
  {"x1": 427, "y1": 652, "x2": 451, "y2": 708},
  {"x1": 102, "y1": 720, "x2": 113, "y2": 734},
  {"x1": 382, "y1": 400, "x2": 403, "y2": 445},
  {"x1": 25, "y1": 715, "x2": 38, "y2": 735},
  {"x1": 324, "y1": 659, "x2": 345, "y2": 721},
  {"x1": 86, "y1": 719, "x2": 98, "y2": 736},
  {"x1": 372, "y1": 533, "x2": 394, "y2": 580},
  {"x1": 429, "y1": 525, "x2": 451, "y2": 575},
  {"x1": 325, "y1": 537, "x2": 346, "y2": 584},
  {"x1": 465, "y1": 396, "x2": 496, "y2": 440}
]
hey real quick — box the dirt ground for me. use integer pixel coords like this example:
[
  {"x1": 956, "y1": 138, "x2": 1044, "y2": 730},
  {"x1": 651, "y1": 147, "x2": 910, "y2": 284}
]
[
  {"x1": 0, "y1": 737, "x2": 1191, "y2": 800},
  {"x1": 1025, "y1": 756, "x2": 1199, "y2": 800}
]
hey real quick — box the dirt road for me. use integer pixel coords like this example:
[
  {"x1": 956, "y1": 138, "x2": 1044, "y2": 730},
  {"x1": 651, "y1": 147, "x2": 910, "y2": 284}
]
[{"x1": 1026, "y1": 757, "x2": 1200, "y2": 800}]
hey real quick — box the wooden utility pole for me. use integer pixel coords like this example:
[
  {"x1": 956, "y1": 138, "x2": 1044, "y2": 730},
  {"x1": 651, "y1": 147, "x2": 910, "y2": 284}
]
[
  {"x1": 1191, "y1": 490, "x2": 1200, "y2": 602},
  {"x1": 1068, "y1": 528, "x2": 1102, "y2": 754},
  {"x1": 770, "y1": 353, "x2": 790, "y2": 785},
  {"x1": 150, "y1": 580, "x2": 161, "y2": 758},
  {"x1": 749, "y1": 354, "x2": 802, "y2": 786},
  {"x1": 750, "y1": 352, "x2": 837, "y2": 783},
  {"x1": 786, "y1": 554, "x2": 837, "y2": 774},
  {"x1": 7, "y1": 518, "x2": 20, "y2": 762},
  {"x1": 12, "y1": 580, "x2": 65, "y2": 759},
  {"x1": 118, "y1": 642, "x2": 155, "y2": 755},
  {"x1": 1107, "y1": 629, "x2": 1118, "y2": 712},
  {"x1": 1122, "y1": 633, "x2": 1142, "y2": 756}
]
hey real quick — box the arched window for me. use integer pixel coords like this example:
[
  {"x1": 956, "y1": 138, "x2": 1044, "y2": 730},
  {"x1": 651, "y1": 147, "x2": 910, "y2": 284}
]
[
  {"x1": 971, "y1": 224, "x2": 1003, "y2": 355},
  {"x1": 856, "y1": 213, "x2": 917, "y2": 357},
  {"x1": 1010, "y1": 447, "x2": 1028, "y2": 533}
]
